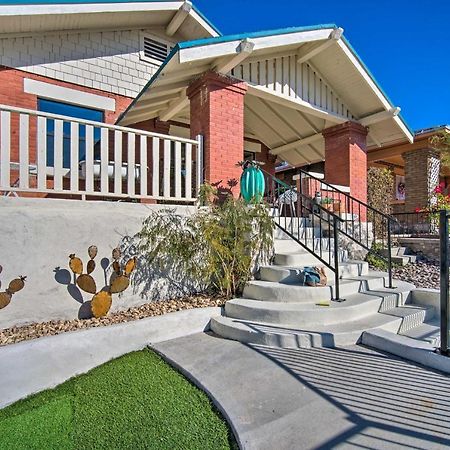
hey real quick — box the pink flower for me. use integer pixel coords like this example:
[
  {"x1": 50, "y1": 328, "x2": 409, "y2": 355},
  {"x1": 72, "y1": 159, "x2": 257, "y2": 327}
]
[
  {"x1": 435, "y1": 185, "x2": 443, "y2": 194},
  {"x1": 415, "y1": 207, "x2": 422, "y2": 213}
]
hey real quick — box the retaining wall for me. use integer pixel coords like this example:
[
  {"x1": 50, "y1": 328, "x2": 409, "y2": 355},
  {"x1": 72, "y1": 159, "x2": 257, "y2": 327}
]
[{"x1": 0, "y1": 197, "x2": 196, "y2": 330}]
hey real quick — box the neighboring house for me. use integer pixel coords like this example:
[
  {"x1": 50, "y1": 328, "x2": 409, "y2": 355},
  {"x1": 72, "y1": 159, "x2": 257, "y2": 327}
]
[
  {"x1": 0, "y1": 0, "x2": 414, "y2": 206},
  {"x1": 368, "y1": 125, "x2": 449, "y2": 213}
]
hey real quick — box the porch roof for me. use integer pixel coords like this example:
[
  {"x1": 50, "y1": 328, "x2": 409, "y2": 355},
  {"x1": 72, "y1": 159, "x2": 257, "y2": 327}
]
[{"x1": 118, "y1": 25, "x2": 414, "y2": 166}]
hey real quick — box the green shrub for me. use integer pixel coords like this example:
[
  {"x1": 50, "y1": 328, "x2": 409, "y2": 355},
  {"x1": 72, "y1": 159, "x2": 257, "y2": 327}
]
[
  {"x1": 368, "y1": 167, "x2": 394, "y2": 237},
  {"x1": 138, "y1": 184, "x2": 274, "y2": 298}
]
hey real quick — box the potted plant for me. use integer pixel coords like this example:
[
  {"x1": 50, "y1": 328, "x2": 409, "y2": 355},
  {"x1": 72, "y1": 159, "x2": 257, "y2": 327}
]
[{"x1": 321, "y1": 197, "x2": 333, "y2": 211}]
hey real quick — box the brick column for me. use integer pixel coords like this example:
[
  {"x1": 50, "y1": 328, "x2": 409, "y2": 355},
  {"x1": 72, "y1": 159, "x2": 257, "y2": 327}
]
[
  {"x1": 323, "y1": 121, "x2": 369, "y2": 204},
  {"x1": 187, "y1": 71, "x2": 247, "y2": 197},
  {"x1": 403, "y1": 147, "x2": 440, "y2": 211},
  {"x1": 259, "y1": 143, "x2": 277, "y2": 177},
  {"x1": 129, "y1": 119, "x2": 170, "y2": 203}
]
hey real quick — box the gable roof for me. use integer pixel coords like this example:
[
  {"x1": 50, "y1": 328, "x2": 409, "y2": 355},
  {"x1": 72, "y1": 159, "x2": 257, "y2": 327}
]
[
  {"x1": 0, "y1": 1, "x2": 220, "y2": 40},
  {"x1": 118, "y1": 25, "x2": 413, "y2": 165}
]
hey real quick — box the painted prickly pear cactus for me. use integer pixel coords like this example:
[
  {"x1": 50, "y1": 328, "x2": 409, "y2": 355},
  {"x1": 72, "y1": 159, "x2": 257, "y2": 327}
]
[
  {"x1": 68, "y1": 246, "x2": 136, "y2": 318},
  {"x1": 239, "y1": 160, "x2": 265, "y2": 203},
  {"x1": 0, "y1": 265, "x2": 27, "y2": 310}
]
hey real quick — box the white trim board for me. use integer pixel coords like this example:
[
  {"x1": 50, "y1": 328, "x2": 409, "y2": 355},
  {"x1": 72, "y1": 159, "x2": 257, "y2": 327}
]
[{"x1": 24, "y1": 78, "x2": 116, "y2": 111}]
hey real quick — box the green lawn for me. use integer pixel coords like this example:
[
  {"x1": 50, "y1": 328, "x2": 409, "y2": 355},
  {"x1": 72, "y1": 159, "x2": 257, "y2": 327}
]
[{"x1": 0, "y1": 349, "x2": 236, "y2": 450}]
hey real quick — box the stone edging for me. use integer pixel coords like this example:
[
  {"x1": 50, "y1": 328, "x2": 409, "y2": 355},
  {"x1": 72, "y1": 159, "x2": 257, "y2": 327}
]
[{"x1": 0, "y1": 307, "x2": 221, "y2": 409}]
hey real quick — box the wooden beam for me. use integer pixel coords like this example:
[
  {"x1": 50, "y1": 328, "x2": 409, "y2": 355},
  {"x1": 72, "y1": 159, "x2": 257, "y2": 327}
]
[
  {"x1": 359, "y1": 107, "x2": 401, "y2": 126},
  {"x1": 166, "y1": 1, "x2": 192, "y2": 37},
  {"x1": 129, "y1": 94, "x2": 176, "y2": 112},
  {"x1": 247, "y1": 84, "x2": 348, "y2": 124},
  {"x1": 158, "y1": 64, "x2": 211, "y2": 85},
  {"x1": 271, "y1": 134, "x2": 323, "y2": 155},
  {"x1": 159, "y1": 92, "x2": 189, "y2": 122},
  {"x1": 214, "y1": 38, "x2": 255, "y2": 74},
  {"x1": 121, "y1": 108, "x2": 163, "y2": 126},
  {"x1": 297, "y1": 28, "x2": 343, "y2": 64}
]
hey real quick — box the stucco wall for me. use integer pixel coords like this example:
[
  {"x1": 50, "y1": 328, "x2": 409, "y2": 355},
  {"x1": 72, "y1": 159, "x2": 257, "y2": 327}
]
[{"x1": 0, "y1": 197, "x2": 196, "y2": 330}]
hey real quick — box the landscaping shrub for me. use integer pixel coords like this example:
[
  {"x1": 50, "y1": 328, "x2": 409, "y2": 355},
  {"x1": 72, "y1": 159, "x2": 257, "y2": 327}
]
[
  {"x1": 367, "y1": 167, "x2": 394, "y2": 237},
  {"x1": 138, "y1": 184, "x2": 274, "y2": 298}
]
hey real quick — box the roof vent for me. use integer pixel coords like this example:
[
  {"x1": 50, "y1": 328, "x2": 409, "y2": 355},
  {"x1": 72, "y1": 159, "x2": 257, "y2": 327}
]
[{"x1": 141, "y1": 34, "x2": 172, "y2": 64}]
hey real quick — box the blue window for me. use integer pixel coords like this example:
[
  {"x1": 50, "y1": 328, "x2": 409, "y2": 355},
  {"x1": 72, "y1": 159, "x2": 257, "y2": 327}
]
[{"x1": 38, "y1": 99, "x2": 104, "y2": 168}]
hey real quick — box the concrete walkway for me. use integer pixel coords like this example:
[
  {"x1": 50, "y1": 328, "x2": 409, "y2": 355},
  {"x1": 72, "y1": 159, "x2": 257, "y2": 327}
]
[{"x1": 153, "y1": 333, "x2": 450, "y2": 450}]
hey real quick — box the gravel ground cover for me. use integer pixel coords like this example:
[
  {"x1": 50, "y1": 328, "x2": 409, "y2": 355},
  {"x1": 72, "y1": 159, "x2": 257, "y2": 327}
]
[
  {"x1": 0, "y1": 349, "x2": 236, "y2": 450},
  {"x1": 392, "y1": 260, "x2": 440, "y2": 290},
  {"x1": 0, "y1": 295, "x2": 225, "y2": 347}
]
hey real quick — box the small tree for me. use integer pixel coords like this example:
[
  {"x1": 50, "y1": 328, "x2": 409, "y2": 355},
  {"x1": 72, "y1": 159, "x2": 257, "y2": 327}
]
[
  {"x1": 137, "y1": 184, "x2": 274, "y2": 299},
  {"x1": 430, "y1": 130, "x2": 450, "y2": 167}
]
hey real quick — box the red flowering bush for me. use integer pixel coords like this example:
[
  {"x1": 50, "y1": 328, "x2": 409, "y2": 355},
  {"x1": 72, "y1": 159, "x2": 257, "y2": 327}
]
[{"x1": 416, "y1": 182, "x2": 450, "y2": 214}]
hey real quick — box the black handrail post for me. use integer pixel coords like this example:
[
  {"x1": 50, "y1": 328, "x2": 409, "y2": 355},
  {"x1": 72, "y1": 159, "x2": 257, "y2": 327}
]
[
  {"x1": 332, "y1": 215, "x2": 344, "y2": 302},
  {"x1": 387, "y1": 218, "x2": 394, "y2": 289},
  {"x1": 440, "y1": 210, "x2": 449, "y2": 356}
]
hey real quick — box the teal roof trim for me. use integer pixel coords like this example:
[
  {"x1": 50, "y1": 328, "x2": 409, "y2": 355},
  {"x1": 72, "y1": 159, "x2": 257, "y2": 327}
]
[
  {"x1": 118, "y1": 23, "x2": 413, "y2": 138},
  {"x1": 116, "y1": 43, "x2": 180, "y2": 124},
  {"x1": 0, "y1": 0, "x2": 222, "y2": 35},
  {"x1": 341, "y1": 36, "x2": 413, "y2": 136},
  {"x1": 177, "y1": 23, "x2": 338, "y2": 49}
]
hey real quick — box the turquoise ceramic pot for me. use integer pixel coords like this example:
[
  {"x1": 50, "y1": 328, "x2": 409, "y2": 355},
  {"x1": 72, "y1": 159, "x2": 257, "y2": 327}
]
[{"x1": 240, "y1": 165, "x2": 265, "y2": 203}]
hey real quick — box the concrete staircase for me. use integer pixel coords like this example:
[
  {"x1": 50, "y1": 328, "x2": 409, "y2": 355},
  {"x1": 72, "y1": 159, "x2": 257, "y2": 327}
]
[
  {"x1": 380, "y1": 246, "x2": 417, "y2": 265},
  {"x1": 211, "y1": 230, "x2": 437, "y2": 349}
]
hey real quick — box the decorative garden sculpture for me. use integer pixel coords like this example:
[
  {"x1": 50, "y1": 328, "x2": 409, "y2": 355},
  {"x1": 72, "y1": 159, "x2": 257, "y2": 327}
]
[
  {"x1": 68, "y1": 246, "x2": 136, "y2": 318},
  {"x1": 239, "y1": 160, "x2": 265, "y2": 203},
  {"x1": 0, "y1": 265, "x2": 26, "y2": 309}
]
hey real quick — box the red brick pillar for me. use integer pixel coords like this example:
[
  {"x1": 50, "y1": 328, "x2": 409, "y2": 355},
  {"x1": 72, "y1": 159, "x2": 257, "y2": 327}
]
[
  {"x1": 323, "y1": 121, "x2": 368, "y2": 205},
  {"x1": 129, "y1": 118, "x2": 170, "y2": 203},
  {"x1": 187, "y1": 71, "x2": 247, "y2": 197},
  {"x1": 259, "y1": 143, "x2": 276, "y2": 177}
]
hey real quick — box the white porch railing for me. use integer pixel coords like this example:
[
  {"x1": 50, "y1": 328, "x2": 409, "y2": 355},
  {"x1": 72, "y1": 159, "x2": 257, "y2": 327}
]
[{"x1": 0, "y1": 104, "x2": 203, "y2": 202}]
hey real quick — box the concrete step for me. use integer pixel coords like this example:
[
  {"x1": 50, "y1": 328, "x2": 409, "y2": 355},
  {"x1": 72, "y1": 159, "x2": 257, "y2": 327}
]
[
  {"x1": 391, "y1": 255, "x2": 417, "y2": 265},
  {"x1": 401, "y1": 318, "x2": 440, "y2": 346},
  {"x1": 382, "y1": 305, "x2": 435, "y2": 334},
  {"x1": 242, "y1": 276, "x2": 414, "y2": 303},
  {"x1": 274, "y1": 238, "x2": 335, "y2": 253},
  {"x1": 380, "y1": 247, "x2": 408, "y2": 257},
  {"x1": 361, "y1": 329, "x2": 450, "y2": 374},
  {"x1": 273, "y1": 249, "x2": 348, "y2": 266},
  {"x1": 210, "y1": 313, "x2": 403, "y2": 348},
  {"x1": 259, "y1": 261, "x2": 369, "y2": 283},
  {"x1": 224, "y1": 292, "x2": 384, "y2": 328},
  {"x1": 225, "y1": 284, "x2": 420, "y2": 328}
]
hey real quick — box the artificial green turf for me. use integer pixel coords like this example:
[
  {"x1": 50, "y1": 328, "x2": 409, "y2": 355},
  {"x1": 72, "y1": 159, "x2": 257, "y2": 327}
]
[{"x1": 0, "y1": 349, "x2": 235, "y2": 450}]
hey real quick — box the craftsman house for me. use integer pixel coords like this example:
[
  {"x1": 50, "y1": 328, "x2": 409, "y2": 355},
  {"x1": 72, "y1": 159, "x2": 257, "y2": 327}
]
[{"x1": 0, "y1": 0, "x2": 414, "y2": 205}]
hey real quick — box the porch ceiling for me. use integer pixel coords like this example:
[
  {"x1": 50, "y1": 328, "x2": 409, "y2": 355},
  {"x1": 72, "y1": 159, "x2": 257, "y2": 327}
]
[{"x1": 118, "y1": 25, "x2": 414, "y2": 166}]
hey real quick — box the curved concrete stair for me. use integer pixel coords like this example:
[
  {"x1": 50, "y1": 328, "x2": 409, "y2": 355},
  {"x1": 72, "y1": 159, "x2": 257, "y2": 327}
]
[
  {"x1": 259, "y1": 261, "x2": 369, "y2": 282},
  {"x1": 210, "y1": 314, "x2": 405, "y2": 348},
  {"x1": 243, "y1": 276, "x2": 414, "y2": 303},
  {"x1": 224, "y1": 289, "x2": 414, "y2": 328}
]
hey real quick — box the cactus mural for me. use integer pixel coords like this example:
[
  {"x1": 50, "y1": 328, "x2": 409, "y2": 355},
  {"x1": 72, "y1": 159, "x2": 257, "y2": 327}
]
[
  {"x1": 68, "y1": 246, "x2": 136, "y2": 318},
  {"x1": 0, "y1": 265, "x2": 26, "y2": 310}
]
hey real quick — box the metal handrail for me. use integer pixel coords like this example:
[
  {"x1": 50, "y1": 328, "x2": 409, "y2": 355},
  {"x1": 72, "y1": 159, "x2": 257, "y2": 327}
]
[
  {"x1": 439, "y1": 210, "x2": 449, "y2": 356},
  {"x1": 297, "y1": 167, "x2": 395, "y2": 221},
  {"x1": 261, "y1": 168, "x2": 344, "y2": 301},
  {"x1": 261, "y1": 166, "x2": 396, "y2": 290}
]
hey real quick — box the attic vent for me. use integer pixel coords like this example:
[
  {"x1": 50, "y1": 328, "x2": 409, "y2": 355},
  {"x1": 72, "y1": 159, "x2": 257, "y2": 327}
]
[{"x1": 141, "y1": 35, "x2": 172, "y2": 64}]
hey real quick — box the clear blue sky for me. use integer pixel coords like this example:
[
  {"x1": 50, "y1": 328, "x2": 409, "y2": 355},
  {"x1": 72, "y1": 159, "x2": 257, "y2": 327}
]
[
  {"x1": 194, "y1": 0, "x2": 450, "y2": 132},
  {"x1": 1, "y1": 0, "x2": 449, "y2": 131}
]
